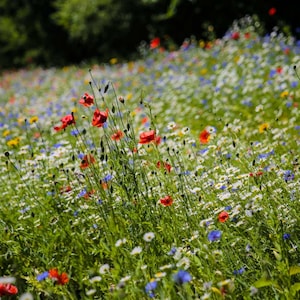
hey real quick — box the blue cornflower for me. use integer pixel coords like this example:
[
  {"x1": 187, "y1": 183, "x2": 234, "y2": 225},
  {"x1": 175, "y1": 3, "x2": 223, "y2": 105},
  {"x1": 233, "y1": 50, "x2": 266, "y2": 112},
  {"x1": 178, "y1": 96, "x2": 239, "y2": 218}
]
[
  {"x1": 53, "y1": 143, "x2": 62, "y2": 148},
  {"x1": 283, "y1": 170, "x2": 294, "y2": 182},
  {"x1": 168, "y1": 247, "x2": 176, "y2": 256},
  {"x1": 269, "y1": 69, "x2": 276, "y2": 78},
  {"x1": 37, "y1": 271, "x2": 49, "y2": 281},
  {"x1": 78, "y1": 153, "x2": 85, "y2": 159},
  {"x1": 197, "y1": 148, "x2": 208, "y2": 155},
  {"x1": 71, "y1": 129, "x2": 80, "y2": 136},
  {"x1": 19, "y1": 206, "x2": 30, "y2": 214},
  {"x1": 182, "y1": 170, "x2": 191, "y2": 176},
  {"x1": 208, "y1": 230, "x2": 222, "y2": 242},
  {"x1": 145, "y1": 280, "x2": 157, "y2": 298},
  {"x1": 47, "y1": 190, "x2": 55, "y2": 196},
  {"x1": 173, "y1": 270, "x2": 192, "y2": 284},
  {"x1": 283, "y1": 233, "x2": 291, "y2": 240},
  {"x1": 233, "y1": 267, "x2": 245, "y2": 275},
  {"x1": 225, "y1": 153, "x2": 232, "y2": 159},
  {"x1": 77, "y1": 189, "x2": 87, "y2": 198},
  {"x1": 291, "y1": 81, "x2": 298, "y2": 88},
  {"x1": 257, "y1": 150, "x2": 274, "y2": 160},
  {"x1": 86, "y1": 140, "x2": 95, "y2": 149},
  {"x1": 102, "y1": 174, "x2": 113, "y2": 182}
]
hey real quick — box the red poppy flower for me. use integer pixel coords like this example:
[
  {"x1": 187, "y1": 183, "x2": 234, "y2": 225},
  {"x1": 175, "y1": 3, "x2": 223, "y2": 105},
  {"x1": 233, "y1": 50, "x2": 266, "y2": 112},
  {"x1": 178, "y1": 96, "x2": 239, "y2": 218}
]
[
  {"x1": 139, "y1": 130, "x2": 156, "y2": 144},
  {"x1": 57, "y1": 272, "x2": 69, "y2": 285},
  {"x1": 0, "y1": 283, "x2": 18, "y2": 296},
  {"x1": 199, "y1": 129, "x2": 210, "y2": 144},
  {"x1": 156, "y1": 161, "x2": 171, "y2": 173},
  {"x1": 49, "y1": 268, "x2": 69, "y2": 285},
  {"x1": 268, "y1": 7, "x2": 276, "y2": 16},
  {"x1": 155, "y1": 135, "x2": 161, "y2": 145},
  {"x1": 60, "y1": 185, "x2": 72, "y2": 193},
  {"x1": 160, "y1": 195, "x2": 173, "y2": 206},
  {"x1": 231, "y1": 32, "x2": 240, "y2": 40},
  {"x1": 244, "y1": 32, "x2": 251, "y2": 39},
  {"x1": 84, "y1": 189, "x2": 95, "y2": 199},
  {"x1": 141, "y1": 116, "x2": 149, "y2": 124},
  {"x1": 249, "y1": 171, "x2": 263, "y2": 177},
  {"x1": 111, "y1": 130, "x2": 124, "y2": 141},
  {"x1": 150, "y1": 37, "x2": 160, "y2": 49},
  {"x1": 79, "y1": 92, "x2": 94, "y2": 107},
  {"x1": 92, "y1": 108, "x2": 108, "y2": 127},
  {"x1": 49, "y1": 268, "x2": 59, "y2": 278},
  {"x1": 54, "y1": 114, "x2": 75, "y2": 131},
  {"x1": 218, "y1": 211, "x2": 229, "y2": 223},
  {"x1": 80, "y1": 154, "x2": 96, "y2": 169}
]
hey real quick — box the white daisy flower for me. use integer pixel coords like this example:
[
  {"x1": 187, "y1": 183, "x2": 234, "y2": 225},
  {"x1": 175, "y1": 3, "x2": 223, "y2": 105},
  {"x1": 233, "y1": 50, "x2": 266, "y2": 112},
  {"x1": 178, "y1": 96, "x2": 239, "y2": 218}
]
[
  {"x1": 130, "y1": 246, "x2": 143, "y2": 255},
  {"x1": 99, "y1": 264, "x2": 110, "y2": 274},
  {"x1": 143, "y1": 232, "x2": 155, "y2": 242}
]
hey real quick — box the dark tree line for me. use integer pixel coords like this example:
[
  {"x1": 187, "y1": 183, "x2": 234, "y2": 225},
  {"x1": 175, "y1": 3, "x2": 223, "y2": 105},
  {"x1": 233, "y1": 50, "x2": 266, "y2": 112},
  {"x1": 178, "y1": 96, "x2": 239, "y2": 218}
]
[{"x1": 0, "y1": 0, "x2": 298, "y2": 70}]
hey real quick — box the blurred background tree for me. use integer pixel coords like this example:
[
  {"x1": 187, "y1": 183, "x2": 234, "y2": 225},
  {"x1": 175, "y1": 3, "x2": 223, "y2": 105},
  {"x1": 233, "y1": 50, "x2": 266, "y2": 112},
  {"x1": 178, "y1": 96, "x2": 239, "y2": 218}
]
[{"x1": 0, "y1": 0, "x2": 298, "y2": 70}]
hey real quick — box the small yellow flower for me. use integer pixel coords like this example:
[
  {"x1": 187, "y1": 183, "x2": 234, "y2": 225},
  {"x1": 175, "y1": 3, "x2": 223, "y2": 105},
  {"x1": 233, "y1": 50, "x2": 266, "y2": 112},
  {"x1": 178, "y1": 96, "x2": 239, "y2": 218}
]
[
  {"x1": 280, "y1": 90, "x2": 289, "y2": 98},
  {"x1": 259, "y1": 123, "x2": 269, "y2": 133},
  {"x1": 127, "y1": 61, "x2": 134, "y2": 71},
  {"x1": 18, "y1": 117, "x2": 26, "y2": 125},
  {"x1": 7, "y1": 137, "x2": 20, "y2": 147},
  {"x1": 126, "y1": 93, "x2": 133, "y2": 101},
  {"x1": 71, "y1": 107, "x2": 77, "y2": 113},
  {"x1": 177, "y1": 131, "x2": 184, "y2": 137},
  {"x1": 234, "y1": 56, "x2": 240, "y2": 63},
  {"x1": 110, "y1": 58, "x2": 118, "y2": 64},
  {"x1": 3, "y1": 130, "x2": 10, "y2": 137},
  {"x1": 138, "y1": 66, "x2": 145, "y2": 73},
  {"x1": 154, "y1": 272, "x2": 166, "y2": 279},
  {"x1": 29, "y1": 116, "x2": 38, "y2": 124},
  {"x1": 199, "y1": 40, "x2": 205, "y2": 48},
  {"x1": 200, "y1": 68, "x2": 208, "y2": 75}
]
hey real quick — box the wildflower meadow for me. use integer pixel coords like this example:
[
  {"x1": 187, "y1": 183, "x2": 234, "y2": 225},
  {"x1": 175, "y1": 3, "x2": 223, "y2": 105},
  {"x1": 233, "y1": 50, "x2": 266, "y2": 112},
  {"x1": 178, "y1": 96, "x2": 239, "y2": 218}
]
[{"x1": 0, "y1": 17, "x2": 300, "y2": 299}]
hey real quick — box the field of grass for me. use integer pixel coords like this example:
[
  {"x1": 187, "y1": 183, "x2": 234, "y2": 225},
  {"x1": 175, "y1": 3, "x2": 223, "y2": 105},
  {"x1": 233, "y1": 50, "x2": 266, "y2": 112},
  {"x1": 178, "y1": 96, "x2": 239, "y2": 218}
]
[{"x1": 0, "y1": 17, "x2": 300, "y2": 299}]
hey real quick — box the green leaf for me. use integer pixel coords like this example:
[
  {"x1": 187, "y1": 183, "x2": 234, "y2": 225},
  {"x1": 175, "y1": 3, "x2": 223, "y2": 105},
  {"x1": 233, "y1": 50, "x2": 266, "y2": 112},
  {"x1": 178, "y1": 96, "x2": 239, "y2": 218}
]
[
  {"x1": 289, "y1": 266, "x2": 300, "y2": 276},
  {"x1": 253, "y1": 278, "x2": 276, "y2": 288},
  {"x1": 291, "y1": 283, "x2": 300, "y2": 293}
]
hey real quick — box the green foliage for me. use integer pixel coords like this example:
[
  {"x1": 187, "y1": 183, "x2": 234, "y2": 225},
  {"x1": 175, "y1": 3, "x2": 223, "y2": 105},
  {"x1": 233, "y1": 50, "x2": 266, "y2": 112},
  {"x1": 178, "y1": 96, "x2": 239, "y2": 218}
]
[
  {"x1": 0, "y1": 0, "x2": 68, "y2": 69},
  {"x1": 52, "y1": 0, "x2": 116, "y2": 41}
]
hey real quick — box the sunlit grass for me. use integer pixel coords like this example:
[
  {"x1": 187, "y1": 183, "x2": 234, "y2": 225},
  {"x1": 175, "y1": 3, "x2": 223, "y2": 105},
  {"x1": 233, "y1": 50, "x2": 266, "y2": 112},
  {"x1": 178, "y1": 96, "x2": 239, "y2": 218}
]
[{"x1": 0, "y1": 17, "x2": 300, "y2": 299}]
